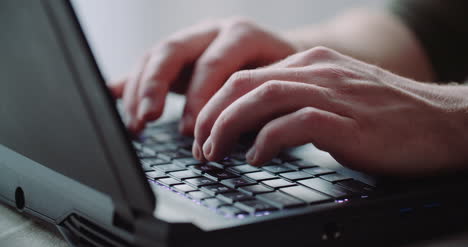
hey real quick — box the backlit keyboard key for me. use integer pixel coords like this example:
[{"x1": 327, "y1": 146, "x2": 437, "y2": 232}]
[
  {"x1": 239, "y1": 184, "x2": 275, "y2": 195},
  {"x1": 261, "y1": 179, "x2": 295, "y2": 189},
  {"x1": 217, "y1": 192, "x2": 253, "y2": 203},
  {"x1": 280, "y1": 186, "x2": 331, "y2": 204},
  {"x1": 298, "y1": 178, "x2": 352, "y2": 198},
  {"x1": 319, "y1": 173, "x2": 352, "y2": 183},
  {"x1": 302, "y1": 167, "x2": 335, "y2": 176},
  {"x1": 221, "y1": 177, "x2": 256, "y2": 188},
  {"x1": 145, "y1": 170, "x2": 168, "y2": 180},
  {"x1": 169, "y1": 170, "x2": 202, "y2": 180},
  {"x1": 201, "y1": 184, "x2": 235, "y2": 195},
  {"x1": 185, "y1": 177, "x2": 217, "y2": 187},
  {"x1": 257, "y1": 191, "x2": 305, "y2": 209},
  {"x1": 235, "y1": 200, "x2": 277, "y2": 213},
  {"x1": 172, "y1": 184, "x2": 197, "y2": 193},
  {"x1": 262, "y1": 164, "x2": 296, "y2": 174},
  {"x1": 227, "y1": 164, "x2": 260, "y2": 174},
  {"x1": 243, "y1": 171, "x2": 277, "y2": 181},
  {"x1": 153, "y1": 164, "x2": 185, "y2": 173},
  {"x1": 279, "y1": 171, "x2": 314, "y2": 181}
]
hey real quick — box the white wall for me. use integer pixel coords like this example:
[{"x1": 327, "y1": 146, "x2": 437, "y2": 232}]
[{"x1": 71, "y1": 0, "x2": 383, "y2": 81}]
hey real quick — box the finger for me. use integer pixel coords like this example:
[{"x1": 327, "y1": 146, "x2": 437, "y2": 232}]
[
  {"x1": 202, "y1": 80, "x2": 348, "y2": 161},
  {"x1": 108, "y1": 77, "x2": 127, "y2": 98},
  {"x1": 128, "y1": 22, "x2": 219, "y2": 132},
  {"x1": 194, "y1": 65, "x2": 341, "y2": 154},
  {"x1": 180, "y1": 29, "x2": 261, "y2": 136},
  {"x1": 246, "y1": 107, "x2": 356, "y2": 166},
  {"x1": 122, "y1": 54, "x2": 151, "y2": 131}
]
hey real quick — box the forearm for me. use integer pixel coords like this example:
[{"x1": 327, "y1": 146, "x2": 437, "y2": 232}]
[{"x1": 283, "y1": 8, "x2": 435, "y2": 82}]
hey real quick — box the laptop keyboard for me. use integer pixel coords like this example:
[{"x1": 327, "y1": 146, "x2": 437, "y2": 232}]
[{"x1": 134, "y1": 122, "x2": 375, "y2": 218}]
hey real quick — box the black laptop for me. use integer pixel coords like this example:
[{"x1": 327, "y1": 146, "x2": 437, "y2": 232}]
[{"x1": 1, "y1": 1, "x2": 468, "y2": 246}]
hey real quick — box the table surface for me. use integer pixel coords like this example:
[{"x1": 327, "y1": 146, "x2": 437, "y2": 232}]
[{"x1": 1, "y1": 203, "x2": 468, "y2": 247}]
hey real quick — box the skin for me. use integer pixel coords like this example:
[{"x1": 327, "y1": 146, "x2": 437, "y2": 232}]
[
  {"x1": 194, "y1": 47, "x2": 468, "y2": 175},
  {"x1": 110, "y1": 9, "x2": 468, "y2": 175}
]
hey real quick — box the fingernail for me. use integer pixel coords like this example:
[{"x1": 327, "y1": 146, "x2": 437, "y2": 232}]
[
  {"x1": 203, "y1": 137, "x2": 213, "y2": 159},
  {"x1": 137, "y1": 97, "x2": 152, "y2": 121},
  {"x1": 246, "y1": 146, "x2": 256, "y2": 163}
]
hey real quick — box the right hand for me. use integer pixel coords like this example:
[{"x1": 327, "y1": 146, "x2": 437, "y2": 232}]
[{"x1": 109, "y1": 17, "x2": 298, "y2": 135}]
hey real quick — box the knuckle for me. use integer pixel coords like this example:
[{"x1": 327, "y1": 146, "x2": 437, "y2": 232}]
[
  {"x1": 256, "y1": 80, "x2": 284, "y2": 100},
  {"x1": 227, "y1": 70, "x2": 252, "y2": 89},
  {"x1": 302, "y1": 46, "x2": 336, "y2": 61},
  {"x1": 298, "y1": 107, "x2": 321, "y2": 123}
]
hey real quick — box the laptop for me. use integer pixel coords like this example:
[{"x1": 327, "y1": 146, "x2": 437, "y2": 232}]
[{"x1": 1, "y1": 1, "x2": 468, "y2": 246}]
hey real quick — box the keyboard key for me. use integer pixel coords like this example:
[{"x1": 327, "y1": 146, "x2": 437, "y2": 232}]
[
  {"x1": 217, "y1": 192, "x2": 253, "y2": 203},
  {"x1": 262, "y1": 164, "x2": 296, "y2": 174},
  {"x1": 145, "y1": 170, "x2": 168, "y2": 180},
  {"x1": 287, "y1": 160, "x2": 318, "y2": 169},
  {"x1": 257, "y1": 191, "x2": 305, "y2": 209},
  {"x1": 239, "y1": 184, "x2": 275, "y2": 195},
  {"x1": 158, "y1": 149, "x2": 192, "y2": 160},
  {"x1": 141, "y1": 158, "x2": 171, "y2": 166},
  {"x1": 137, "y1": 150, "x2": 156, "y2": 158},
  {"x1": 190, "y1": 164, "x2": 219, "y2": 174},
  {"x1": 218, "y1": 158, "x2": 245, "y2": 167},
  {"x1": 169, "y1": 170, "x2": 202, "y2": 180},
  {"x1": 303, "y1": 167, "x2": 335, "y2": 176},
  {"x1": 205, "y1": 169, "x2": 238, "y2": 181},
  {"x1": 152, "y1": 132, "x2": 177, "y2": 142},
  {"x1": 187, "y1": 191, "x2": 213, "y2": 201},
  {"x1": 141, "y1": 163, "x2": 154, "y2": 172},
  {"x1": 173, "y1": 157, "x2": 202, "y2": 167},
  {"x1": 221, "y1": 177, "x2": 257, "y2": 188},
  {"x1": 319, "y1": 173, "x2": 352, "y2": 183},
  {"x1": 229, "y1": 151, "x2": 247, "y2": 161},
  {"x1": 235, "y1": 200, "x2": 277, "y2": 213},
  {"x1": 185, "y1": 177, "x2": 217, "y2": 187},
  {"x1": 261, "y1": 179, "x2": 296, "y2": 189},
  {"x1": 172, "y1": 184, "x2": 197, "y2": 193},
  {"x1": 218, "y1": 206, "x2": 248, "y2": 217},
  {"x1": 298, "y1": 178, "x2": 352, "y2": 198},
  {"x1": 337, "y1": 180, "x2": 374, "y2": 194},
  {"x1": 279, "y1": 171, "x2": 314, "y2": 181},
  {"x1": 153, "y1": 164, "x2": 185, "y2": 173},
  {"x1": 202, "y1": 198, "x2": 229, "y2": 209},
  {"x1": 280, "y1": 186, "x2": 331, "y2": 204},
  {"x1": 157, "y1": 178, "x2": 183, "y2": 187},
  {"x1": 201, "y1": 184, "x2": 235, "y2": 196},
  {"x1": 243, "y1": 171, "x2": 277, "y2": 181},
  {"x1": 227, "y1": 164, "x2": 261, "y2": 174},
  {"x1": 143, "y1": 143, "x2": 178, "y2": 154}
]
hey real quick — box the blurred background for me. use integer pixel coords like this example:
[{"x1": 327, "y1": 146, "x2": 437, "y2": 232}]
[{"x1": 70, "y1": 0, "x2": 384, "y2": 81}]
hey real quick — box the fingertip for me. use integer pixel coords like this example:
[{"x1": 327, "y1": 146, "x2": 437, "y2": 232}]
[{"x1": 108, "y1": 80, "x2": 126, "y2": 98}]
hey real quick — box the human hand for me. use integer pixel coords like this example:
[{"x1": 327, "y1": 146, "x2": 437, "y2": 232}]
[
  {"x1": 194, "y1": 46, "x2": 468, "y2": 175},
  {"x1": 109, "y1": 17, "x2": 297, "y2": 135}
]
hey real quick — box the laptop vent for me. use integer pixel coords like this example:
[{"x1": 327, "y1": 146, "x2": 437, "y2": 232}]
[{"x1": 62, "y1": 214, "x2": 130, "y2": 247}]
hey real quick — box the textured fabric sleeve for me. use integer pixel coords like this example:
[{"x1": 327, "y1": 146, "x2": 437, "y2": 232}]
[{"x1": 389, "y1": 0, "x2": 468, "y2": 82}]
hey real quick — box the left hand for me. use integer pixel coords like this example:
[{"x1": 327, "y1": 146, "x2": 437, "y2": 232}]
[{"x1": 193, "y1": 46, "x2": 468, "y2": 175}]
